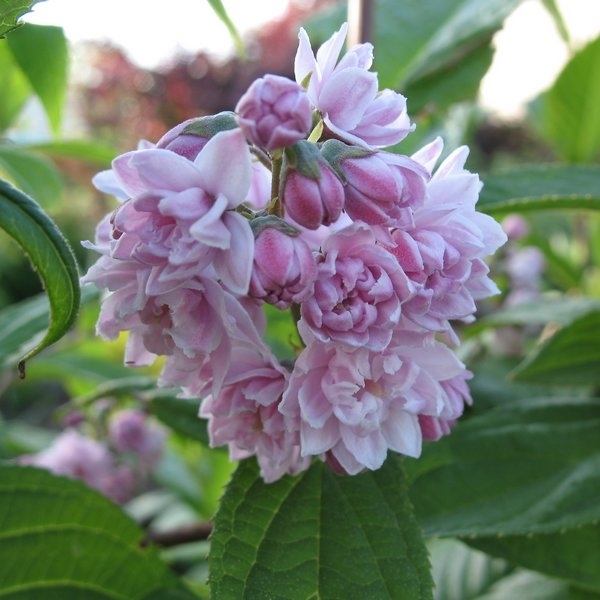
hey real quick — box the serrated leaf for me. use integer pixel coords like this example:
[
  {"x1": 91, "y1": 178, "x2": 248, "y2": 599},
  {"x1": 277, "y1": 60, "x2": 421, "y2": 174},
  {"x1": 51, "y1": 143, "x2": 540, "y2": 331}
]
[
  {"x1": 0, "y1": 465, "x2": 196, "y2": 599},
  {"x1": 6, "y1": 23, "x2": 68, "y2": 134},
  {"x1": 511, "y1": 311, "x2": 600, "y2": 385},
  {"x1": 469, "y1": 525, "x2": 600, "y2": 593},
  {"x1": 407, "y1": 397, "x2": 600, "y2": 538},
  {"x1": 210, "y1": 457, "x2": 432, "y2": 600},
  {"x1": 0, "y1": 178, "x2": 80, "y2": 376},
  {"x1": 0, "y1": 0, "x2": 41, "y2": 37},
  {"x1": 0, "y1": 144, "x2": 63, "y2": 207},
  {"x1": 478, "y1": 164, "x2": 600, "y2": 214},
  {"x1": 536, "y1": 36, "x2": 600, "y2": 163}
]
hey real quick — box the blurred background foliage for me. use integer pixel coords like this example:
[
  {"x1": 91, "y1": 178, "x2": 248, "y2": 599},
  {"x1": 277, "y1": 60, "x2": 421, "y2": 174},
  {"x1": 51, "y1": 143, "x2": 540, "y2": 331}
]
[{"x1": 1, "y1": 0, "x2": 600, "y2": 597}]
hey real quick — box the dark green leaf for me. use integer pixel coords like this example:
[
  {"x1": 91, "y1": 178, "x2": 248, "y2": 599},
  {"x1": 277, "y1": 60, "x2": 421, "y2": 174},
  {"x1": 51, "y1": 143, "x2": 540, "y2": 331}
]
[
  {"x1": 479, "y1": 164, "x2": 600, "y2": 214},
  {"x1": 407, "y1": 397, "x2": 600, "y2": 537},
  {"x1": 535, "y1": 36, "x2": 600, "y2": 163},
  {"x1": 511, "y1": 311, "x2": 600, "y2": 385},
  {"x1": 0, "y1": 0, "x2": 41, "y2": 37},
  {"x1": 0, "y1": 465, "x2": 196, "y2": 599},
  {"x1": 0, "y1": 144, "x2": 63, "y2": 207},
  {"x1": 7, "y1": 23, "x2": 68, "y2": 134},
  {"x1": 469, "y1": 525, "x2": 600, "y2": 593},
  {"x1": 210, "y1": 457, "x2": 432, "y2": 600},
  {"x1": 0, "y1": 178, "x2": 80, "y2": 376},
  {"x1": 150, "y1": 392, "x2": 209, "y2": 445}
]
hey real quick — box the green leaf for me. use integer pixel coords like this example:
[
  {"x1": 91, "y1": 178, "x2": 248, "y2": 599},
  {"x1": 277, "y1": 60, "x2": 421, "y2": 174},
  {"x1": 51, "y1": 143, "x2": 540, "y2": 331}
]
[
  {"x1": 536, "y1": 36, "x2": 600, "y2": 163},
  {"x1": 0, "y1": 0, "x2": 41, "y2": 37},
  {"x1": 511, "y1": 311, "x2": 600, "y2": 385},
  {"x1": 0, "y1": 178, "x2": 80, "y2": 376},
  {"x1": 205, "y1": 0, "x2": 245, "y2": 58},
  {"x1": 0, "y1": 144, "x2": 63, "y2": 207},
  {"x1": 0, "y1": 292, "x2": 50, "y2": 371},
  {"x1": 428, "y1": 538, "x2": 512, "y2": 600},
  {"x1": 407, "y1": 397, "x2": 600, "y2": 537},
  {"x1": 210, "y1": 457, "x2": 432, "y2": 600},
  {"x1": 24, "y1": 139, "x2": 118, "y2": 168},
  {"x1": 0, "y1": 39, "x2": 30, "y2": 132},
  {"x1": 0, "y1": 465, "x2": 196, "y2": 599},
  {"x1": 150, "y1": 392, "x2": 209, "y2": 446},
  {"x1": 306, "y1": 0, "x2": 522, "y2": 112},
  {"x1": 478, "y1": 164, "x2": 600, "y2": 214},
  {"x1": 471, "y1": 296, "x2": 600, "y2": 333},
  {"x1": 469, "y1": 525, "x2": 600, "y2": 593},
  {"x1": 541, "y1": 0, "x2": 571, "y2": 46},
  {"x1": 6, "y1": 23, "x2": 68, "y2": 134}
]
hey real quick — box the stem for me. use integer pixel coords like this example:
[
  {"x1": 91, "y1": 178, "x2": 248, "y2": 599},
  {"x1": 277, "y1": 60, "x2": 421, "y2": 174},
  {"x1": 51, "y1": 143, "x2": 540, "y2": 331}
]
[
  {"x1": 347, "y1": 0, "x2": 374, "y2": 46},
  {"x1": 143, "y1": 522, "x2": 213, "y2": 548},
  {"x1": 269, "y1": 152, "x2": 283, "y2": 217}
]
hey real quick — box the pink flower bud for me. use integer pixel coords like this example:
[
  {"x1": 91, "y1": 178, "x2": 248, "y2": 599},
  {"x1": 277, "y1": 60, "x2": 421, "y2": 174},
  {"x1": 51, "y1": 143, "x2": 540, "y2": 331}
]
[
  {"x1": 249, "y1": 218, "x2": 317, "y2": 309},
  {"x1": 281, "y1": 141, "x2": 345, "y2": 230},
  {"x1": 156, "y1": 112, "x2": 238, "y2": 160},
  {"x1": 236, "y1": 75, "x2": 312, "y2": 151},
  {"x1": 321, "y1": 139, "x2": 427, "y2": 227}
]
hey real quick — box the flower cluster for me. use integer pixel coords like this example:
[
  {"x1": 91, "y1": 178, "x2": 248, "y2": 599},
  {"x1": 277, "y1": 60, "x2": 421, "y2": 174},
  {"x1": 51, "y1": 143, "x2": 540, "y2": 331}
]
[
  {"x1": 82, "y1": 23, "x2": 506, "y2": 482},
  {"x1": 20, "y1": 409, "x2": 166, "y2": 503}
]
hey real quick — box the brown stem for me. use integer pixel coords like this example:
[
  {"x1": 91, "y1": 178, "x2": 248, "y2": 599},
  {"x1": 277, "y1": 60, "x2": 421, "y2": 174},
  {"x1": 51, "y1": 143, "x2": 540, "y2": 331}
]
[{"x1": 142, "y1": 522, "x2": 213, "y2": 548}]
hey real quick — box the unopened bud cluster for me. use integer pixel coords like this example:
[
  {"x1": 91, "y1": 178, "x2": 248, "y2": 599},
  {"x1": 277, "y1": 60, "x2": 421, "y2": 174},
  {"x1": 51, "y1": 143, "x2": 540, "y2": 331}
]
[{"x1": 82, "y1": 23, "x2": 507, "y2": 482}]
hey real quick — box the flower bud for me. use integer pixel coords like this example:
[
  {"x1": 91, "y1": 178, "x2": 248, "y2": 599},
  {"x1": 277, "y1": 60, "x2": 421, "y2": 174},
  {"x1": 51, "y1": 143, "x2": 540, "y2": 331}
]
[
  {"x1": 322, "y1": 139, "x2": 427, "y2": 227},
  {"x1": 249, "y1": 217, "x2": 317, "y2": 309},
  {"x1": 280, "y1": 141, "x2": 345, "y2": 230},
  {"x1": 236, "y1": 74, "x2": 312, "y2": 151},
  {"x1": 156, "y1": 112, "x2": 238, "y2": 160}
]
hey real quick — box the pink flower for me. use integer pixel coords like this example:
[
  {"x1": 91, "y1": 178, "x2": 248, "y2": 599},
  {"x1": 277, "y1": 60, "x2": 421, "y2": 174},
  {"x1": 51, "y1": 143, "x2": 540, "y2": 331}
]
[
  {"x1": 280, "y1": 141, "x2": 345, "y2": 230},
  {"x1": 109, "y1": 409, "x2": 166, "y2": 469},
  {"x1": 294, "y1": 23, "x2": 413, "y2": 147},
  {"x1": 388, "y1": 140, "x2": 507, "y2": 339},
  {"x1": 105, "y1": 128, "x2": 255, "y2": 295},
  {"x1": 280, "y1": 325, "x2": 472, "y2": 474},
  {"x1": 20, "y1": 429, "x2": 135, "y2": 503},
  {"x1": 200, "y1": 347, "x2": 310, "y2": 482},
  {"x1": 300, "y1": 222, "x2": 413, "y2": 351},
  {"x1": 249, "y1": 219, "x2": 318, "y2": 309},
  {"x1": 236, "y1": 74, "x2": 312, "y2": 151}
]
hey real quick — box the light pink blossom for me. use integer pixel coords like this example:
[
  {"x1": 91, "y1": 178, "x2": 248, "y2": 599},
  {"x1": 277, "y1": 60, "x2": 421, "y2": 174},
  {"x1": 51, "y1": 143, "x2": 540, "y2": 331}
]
[
  {"x1": 300, "y1": 222, "x2": 413, "y2": 351},
  {"x1": 19, "y1": 429, "x2": 135, "y2": 504},
  {"x1": 280, "y1": 326, "x2": 471, "y2": 474},
  {"x1": 200, "y1": 347, "x2": 310, "y2": 482},
  {"x1": 388, "y1": 140, "x2": 507, "y2": 339},
  {"x1": 294, "y1": 23, "x2": 413, "y2": 147}
]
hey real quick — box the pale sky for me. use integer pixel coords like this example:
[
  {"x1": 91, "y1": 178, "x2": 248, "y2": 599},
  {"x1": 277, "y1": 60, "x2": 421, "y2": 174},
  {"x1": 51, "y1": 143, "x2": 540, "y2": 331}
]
[{"x1": 24, "y1": 0, "x2": 600, "y2": 118}]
